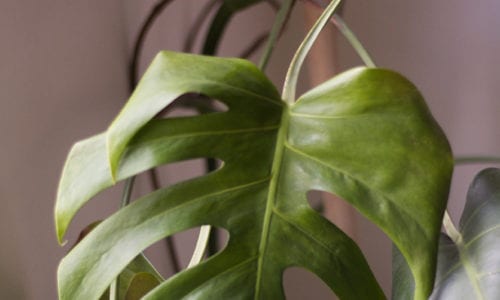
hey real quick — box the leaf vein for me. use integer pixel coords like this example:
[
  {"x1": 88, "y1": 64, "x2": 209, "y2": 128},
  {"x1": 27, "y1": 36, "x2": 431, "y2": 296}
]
[
  {"x1": 465, "y1": 224, "x2": 500, "y2": 248},
  {"x1": 185, "y1": 256, "x2": 259, "y2": 297},
  {"x1": 273, "y1": 209, "x2": 336, "y2": 255},
  {"x1": 175, "y1": 79, "x2": 283, "y2": 107},
  {"x1": 130, "y1": 125, "x2": 280, "y2": 146},
  {"x1": 283, "y1": 141, "x2": 429, "y2": 239},
  {"x1": 290, "y1": 112, "x2": 351, "y2": 119}
]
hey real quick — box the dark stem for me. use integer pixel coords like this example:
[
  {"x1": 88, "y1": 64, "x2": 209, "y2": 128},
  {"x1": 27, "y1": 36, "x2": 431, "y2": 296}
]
[
  {"x1": 258, "y1": 0, "x2": 296, "y2": 70},
  {"x1": 127, "y1": 0, "x2": 181, "y2": 274},
  {"x1": 147, "y1": 170, "x2": 181, "y2": 273},
  {"x1": 129, "y1": 0, "x2": 174, "y2": 90},
  {"x1": 239, "y1": 32, "x2": 270, "y2": 59},
  {"x1": 120, "y1": 176, "x2": 136, "y2": 207},
  {"x1": 183, "y1": 0, "x2": 221, "y2": 53},
  {"x1": 265, "y1": 0, "x2": 281, "y2": 10},
  {"x1": 205, "y1": 159, "x2": 219, "y2": 256}
]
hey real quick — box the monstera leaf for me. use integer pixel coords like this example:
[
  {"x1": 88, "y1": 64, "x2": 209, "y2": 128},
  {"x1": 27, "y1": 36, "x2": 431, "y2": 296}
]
[
  {"x1": 55, "y1": 50, "x2": 452, "y2": 299},
  {"x1": 430, "y1": 168, "x2": 500, "y2": 299}
]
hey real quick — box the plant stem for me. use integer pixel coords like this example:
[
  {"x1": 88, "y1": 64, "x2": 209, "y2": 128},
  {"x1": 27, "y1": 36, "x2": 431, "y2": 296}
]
[
  {"x1": 282, "y1": 0, "x2": 342, "y2": 103},
  {"x1": 109, "y1": 278, "x2": 118, "y2": 300},
  {"x1": 187, "y1": 225, "x2": 212, "y2": 268},
  {"x1": 205, "y1": 159, "x2": 219, "y2": 257},
  {"x1": 454, "y1": 156, "x2": 500, "y2": 165},
  {"x1": 443, "y1": 211, "x2": 462, "y2": 244},
  {"x1": 332, "y1": 15, "x2": 375, "y2": 67},
  {"x1": 127, "y1": 0, "x2": 181, "y2": 274},
  {"x1": 265, "y1": 0, "x2": 281, "y2": 10},
  {"x1": 129, "y1": 0, "x2": 174, "y2": 89},
  {"x1": 303, "y1": 0, "x2": 375, "y2": 67},
  {"x1": 239, "y1": 32, "x2": 270, "y2": 59},
  {"x1": 120, "y1": 176, "x2": 136, "y2": 207},
  {"x1": 258, "y1": 0, "x2": 296, "y2": 71},
  {"x1": 183, "y1": 0, "x2": 221, "y2": 53},
  {"x1": 147, "y1": 169, "x2": 181, "y2": 273}
]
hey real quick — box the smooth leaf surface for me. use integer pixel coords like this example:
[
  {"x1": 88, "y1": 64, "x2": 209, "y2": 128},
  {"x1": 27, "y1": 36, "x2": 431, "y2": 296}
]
[
  {"x1": 125, "y1": 273, "x2": 161, "y2": 300},
  {"x1": 392, "y1": 245, "x2": 415, "y2": 300},
  {"x1": 429, "y1": 168, "x2": 500, "y2": 299},
  {"x1": 56, "y1": 52, "x2": 452, "y2": 299},
  {"x1": 118, "y1": 255, "x2": 163, "y2": 300},
  {"x1": 72, "y1": 222, "x2": 162, "y2": 300}
]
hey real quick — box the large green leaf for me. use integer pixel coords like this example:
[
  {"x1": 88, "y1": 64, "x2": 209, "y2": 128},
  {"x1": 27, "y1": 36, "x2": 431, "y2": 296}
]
[
  {"x1": 429, "y1": 168, "x2": 500, "y2": 299},
  {"x1": 56, "y1": 51, "x2": 452, "y2": 299}
]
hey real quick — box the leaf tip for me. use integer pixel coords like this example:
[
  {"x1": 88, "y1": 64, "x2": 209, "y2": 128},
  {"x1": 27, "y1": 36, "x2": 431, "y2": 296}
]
[
  {"x1": 105, "y1": 135, "x2": 119, "y2": 184},
  {"x1": 55, "y1": 219, "x2": 68, "y2": 246}
]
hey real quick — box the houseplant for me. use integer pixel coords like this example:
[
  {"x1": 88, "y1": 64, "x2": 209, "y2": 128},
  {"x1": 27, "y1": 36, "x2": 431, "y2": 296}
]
[{"x1": 54, "y1": 0, "x2": 500, "y2": 299}]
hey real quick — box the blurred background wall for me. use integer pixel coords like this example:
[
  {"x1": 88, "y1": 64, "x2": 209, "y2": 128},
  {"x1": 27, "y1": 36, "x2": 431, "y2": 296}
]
[{"x1": 1, "y1": 0, "x2": 499, "y2": 299}]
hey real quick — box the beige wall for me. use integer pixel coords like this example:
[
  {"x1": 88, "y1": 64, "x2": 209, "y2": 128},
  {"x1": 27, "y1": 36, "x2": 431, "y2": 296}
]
[{"x1": 2, "y1": 1, "x2": 500, "y2": 299}]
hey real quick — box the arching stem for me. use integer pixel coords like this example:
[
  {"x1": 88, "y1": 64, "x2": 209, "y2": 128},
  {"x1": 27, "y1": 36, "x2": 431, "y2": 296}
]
[{"x1": 282, "y1": 0, "x2": 342, "y2": 103}]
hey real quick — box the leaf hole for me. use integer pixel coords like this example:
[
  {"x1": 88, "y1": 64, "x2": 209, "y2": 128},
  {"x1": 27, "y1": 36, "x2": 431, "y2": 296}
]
[
  {"x1": 142, "y1": 226, "x2": 229, "y2": 279},
  {"x1": 142, "y1": 228, "x2": 198, "y2": 278},
  {"x1": 307, "y1": 190, "x2": 392, "y2": 297},
  {"x1": 204, "y1": 226, "x2": 230, "y2": 259},
  {"x1": 156, "y1": 93, "x2": 228, "y2": 118},
  {"x1": 283, "y1": 267, "x2": 337, "y2": 300},
  {"x1": 306, "y1": 190, "x2": 325, "y2": 213},
  {"x1": 131, "y1": 158, "x2": 224, "y2": 200},
  {"x1": 306, "y1": 190, "x2": 356, "y2": 239}
]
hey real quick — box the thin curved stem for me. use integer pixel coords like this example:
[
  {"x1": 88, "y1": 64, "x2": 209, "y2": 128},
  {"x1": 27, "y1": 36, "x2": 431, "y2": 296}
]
[
  {"x1": 303, "y1": 0, "x2": 375, "y2": 67},
  {"x1": 187, "y1": 225, "x2": 212, "y2": 268},
  {"x1": 183, "y1": 0, "x2": 221, "y2": 53},
  {"x1": 127, "y1": 0, "x2": 181, "y2": 275},
  {"x1": 258, "y1": 0, "x2": 296, "y2": 71},
  {"x1": 147, "y1": 169, "x2": 181, "y2": 273},
  {"x1": 109, "y1": 278, "x2": 118, "y2": 300},
  {"x1": 120, "y1": 176, "x2": 136, "y2": 207},
  {"x1": 129, "y1": 0, "x2": 175, "y2": 90},
  {"x1": 239, "y1": 32, "x2": 270, "y2": 59},
  {"x1": 282, "y1": 0, "x2": 342, "y2": 103},
  {"x1": 332, "y1": 15, "x2": 375, "y2": 67},
  {"x1": 265, "y1": 0, "x2": 281, "y2": 10},
  {"x1": 454, "y1": 156, "x2": 500, "y2": 165},
  {"x1": 443, "y1": 211, "x2": 462, "y2": 244}
]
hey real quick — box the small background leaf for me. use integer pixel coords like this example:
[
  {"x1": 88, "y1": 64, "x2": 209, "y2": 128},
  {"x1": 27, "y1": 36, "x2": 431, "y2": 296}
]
[
  {"x1": 430, "y1": 168, "x2": 500, "y2": 299},
  {"x1": 125, "y1": 273, "x2": 161, "y2": 300}
]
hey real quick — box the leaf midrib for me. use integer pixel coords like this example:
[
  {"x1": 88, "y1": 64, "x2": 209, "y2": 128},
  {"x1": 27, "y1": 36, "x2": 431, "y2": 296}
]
[
  {"x1": 128, "y1": 125, "x2": 280, "y2": 147},
  {"x1": 283, "y1": 140, "x2": 429, "y2": 241},
  {"x1": 452, "y1": 231, "x2": 485, "y2": 300},
  {"x1": 172, "y1": 78, "x2": 282, "y2": 107},
  {"x1": 436, "y1": 224, "x2": 500, "y2": 295},
  {"x1": 254, "y1": 107, "x2": 289, "y2": 299}
]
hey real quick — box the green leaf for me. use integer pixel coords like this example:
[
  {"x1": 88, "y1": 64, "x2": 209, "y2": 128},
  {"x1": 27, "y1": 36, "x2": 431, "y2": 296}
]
[
  {"x1": 118, "y1": 255, "x2": 162, "y2": 300},
  {"x1": 124, "y1": 273, "x2": 161, "y2": 300},
  {"x1": 56, "y1": 52, "x2": 452, "y2": 299},
  {"x1": 71, "y1": 222, "x2": 162, "y2": 300},
  {"x1": 429, "y1": 168, "x2": 500, "y2": 299},
  {"x1": 392, "y1": 245, "x2": 415, "y2": 300}
]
